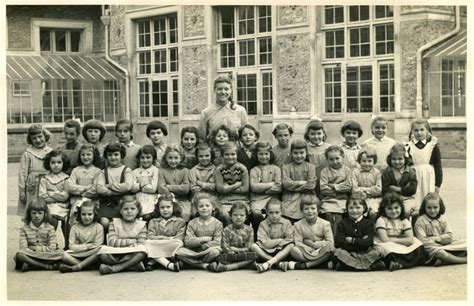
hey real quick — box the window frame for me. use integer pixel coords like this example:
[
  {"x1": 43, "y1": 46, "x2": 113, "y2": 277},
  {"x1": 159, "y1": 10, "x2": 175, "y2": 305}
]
[
  {"x1": 216, "y1": 5, "x2": 272, "y2": 69},
  {"x1": 39, "y1": 28, "x2": 83, "y2": 54},
  {"x1": 427, "y1": 57, "x2": 466, "y2": 118},
  {"x1": 321, "y1": 5, "x2": 395, "y2": 115},
  {"x1": 216, "y1": 5, "x2": 273, "y2": 118},
  {"x1": 135, "y1": 13, "x2": 180, "y2": 119},
  {"x1": 12, "y1": 81, "x2": 31, "y2": 97}
]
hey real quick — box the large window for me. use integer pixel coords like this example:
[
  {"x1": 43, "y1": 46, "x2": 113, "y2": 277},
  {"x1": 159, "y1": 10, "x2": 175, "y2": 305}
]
[
  {"x1": 40, "y1": 28, "x2": 82, "y2": 53},
  {"x1": 8, "y1": 79, "x2": 120, "y2": 124},
  {"x1": 136, "y1": 14, "x2": 179, "y2": 118},
  {"x1": 216, "y1": 6, "x2": 273, "y2": 116},
  {"x1": 427, "y1": 58, "x2": 465, "y2": 117},
  {"x1": 322, "y1": 5, "x2": 394, "y2": 114}
]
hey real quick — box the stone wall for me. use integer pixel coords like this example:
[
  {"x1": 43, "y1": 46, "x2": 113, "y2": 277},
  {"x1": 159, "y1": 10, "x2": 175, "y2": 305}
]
[
  {"x1": 110, "y1": 5, "x2": 126, "y2": 50},
  {"x1": 7, "y1": 5, "x2": 104, "y2": 52},
  {"x1": 181, "y1": 46, "x2": 208, "y2": 115},
  {"x1": 183, "y1": 5, "x2": 205, "y2": 38},
  {"x1": 399, "y1": 19, "x2": 454, "y2": 111},
  {"x1": 276, "y1": 33, "x2": 311, "y2": 113},
  {"x1": 278, "y1": 5, "x2": 308, "y2": 26}
]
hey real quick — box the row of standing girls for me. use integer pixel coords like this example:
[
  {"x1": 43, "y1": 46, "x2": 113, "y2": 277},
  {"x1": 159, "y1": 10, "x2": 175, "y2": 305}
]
[{"x1": 15, "y1": 190, "x2": 466, "y2": 274}]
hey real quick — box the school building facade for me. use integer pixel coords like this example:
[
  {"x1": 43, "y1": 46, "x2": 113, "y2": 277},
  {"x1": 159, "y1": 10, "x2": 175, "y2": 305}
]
[{"x1": 6, "y1": 5, "x2": 467, "y2": 165}]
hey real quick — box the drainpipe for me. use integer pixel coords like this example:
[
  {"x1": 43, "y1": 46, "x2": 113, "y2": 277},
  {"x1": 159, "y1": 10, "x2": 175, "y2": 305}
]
[
  {"x1": 416, "y1": 6, "x2": 460, "y2": 118},
  {"x1": 101, "y1": 6, "x2": 131, "y2": 119}
]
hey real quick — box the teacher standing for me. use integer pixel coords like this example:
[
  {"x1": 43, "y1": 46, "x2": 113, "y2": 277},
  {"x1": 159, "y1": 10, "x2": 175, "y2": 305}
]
[{"x1": 199, "y1": 75, "x2": 249, "y2": 141}]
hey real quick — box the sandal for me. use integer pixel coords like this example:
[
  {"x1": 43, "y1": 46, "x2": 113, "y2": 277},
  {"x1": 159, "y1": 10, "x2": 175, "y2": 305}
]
[
  {"x1": 434, "y1": 258, "x2": 443, "y2": 267},
  {"x1": 256, "y1": 262, "x2": 271, "y2": 273}
]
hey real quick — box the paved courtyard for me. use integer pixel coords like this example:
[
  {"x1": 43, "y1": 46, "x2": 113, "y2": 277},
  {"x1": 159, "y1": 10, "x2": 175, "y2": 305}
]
[{"x1": 4, "y1": 163, "x2": 469, "y2": 301}]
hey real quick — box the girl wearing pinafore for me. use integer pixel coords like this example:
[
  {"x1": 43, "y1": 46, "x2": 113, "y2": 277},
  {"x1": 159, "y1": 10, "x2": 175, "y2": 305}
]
[
  {"x1": 130, "y1": 145, "x2": 160, "y2": 221},
  {"x1": 17, "y1": 124, "x2": 53, "y2": 217},
  {"x1": 96, "y1": 143, "x2": 134, "y2": 231},
  {"x1": 405, "y1": 118, "x2": 443, "y2": 207},
  {"x1": 66, "y1": 143, "x2": 102, "y2": 223}
]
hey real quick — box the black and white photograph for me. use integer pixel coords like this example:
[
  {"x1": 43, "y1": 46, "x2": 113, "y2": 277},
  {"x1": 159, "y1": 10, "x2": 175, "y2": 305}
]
[{"x1": 1, "y1": 1, "x2": 471, "y2": 302}]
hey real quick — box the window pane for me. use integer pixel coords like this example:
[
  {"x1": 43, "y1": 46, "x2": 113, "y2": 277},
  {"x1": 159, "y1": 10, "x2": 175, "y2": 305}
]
[
  {"x1": 324, "y1": 67, "x2": 342, "y2": 113},
  {"x1": 325, "y1": 7, "x2": 334, "y2": 24},
  {"x1": 220, "y1": 6, "x2": 235, "y2": 39},
  {"x1": 172, "y1": 79, "x2": 178, "y2": 117},
  {"x1": 237, "y1": 74, "x2": 257, "y2": 115},
  {"x1": 360, "y1": 6, "x2": 369, "y2": 20},
  {"x1": 220, "y1": 42, "x2": 235, "y2": 68},
  {"x1": 349, "y1": 6, "x2": 358, "y2": 22},
  {"x1": 40, "y1": 29, "x2": 51, "y2": 51},
  {"x1": 239, "y1": 6, "x2": 255, "y2": 35},
  {"x1": 151, "y1": 80, "x2": 168, "y2": 117},
  {"x1": 139, "y1": 81, "x2": 150, "y2": 117},
  {"x1": 349, "y1": 6, "x2": 369, "y2": 22},
  {"x1": 55, "y1": 30, "x2": 66, "y2": 52},
  {"x1": 259, "y1": 37, "x2": 272, "y2": 65},
  {"x1": 239, "y1": 39, "x2": 255, "y2": 66},
  {"x1": 169, "y1": 15, "x2": 178, "y2": 44},
  {"x1": 375, "y1": 6, "x2": 393, "y2": 18},
  {"x1": 258, "y1": 6, "x2": 271, "y2": 33},
  {"x1": 154, "y1": 50, "x2": 167, "y2": 73},
  {"x1": 138, "y1": 20, "x2": 151, "y2": 47},
  {"x1": 154, "y1": 18, "x2": 166, "y2": 45},
  {"x1": 70, "y1": 30, "x2": 81, "y2": 52},
  {"x1": 170, "y1": 47, "x2": 178, "y2": 72},
  {"x1": 138, "y1": 51, "x2": 151, "y2": 74},
  {"x1": 375, "y1": 24, "x2": 394, "y2": 55}
]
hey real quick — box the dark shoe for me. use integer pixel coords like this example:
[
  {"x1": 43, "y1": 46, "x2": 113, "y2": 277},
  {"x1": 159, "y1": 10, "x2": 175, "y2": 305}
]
[
  {"x1": 59, "y1": 263, "x2": 73, "y2": 273},
  {"x1": 207, "y1": 262, "x2": 219, "y2": 272},
  {"x1": 389, "y1": 261, "x2": 403, "y2": 271},
  {"x1": 21, "y1": 263, "x2": 30, "y2": 273},
  {"x1": 370, "y1": 260, "x2": 386, "y2": 271},
  {"x1": 99, "y1": 264, "x2": 113, "y2": 275}
]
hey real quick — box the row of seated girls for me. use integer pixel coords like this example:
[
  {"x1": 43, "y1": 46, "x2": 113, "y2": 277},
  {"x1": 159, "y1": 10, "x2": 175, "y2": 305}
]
[
  {"x1": 16, "y1": 114, "x2": 463, "y2": 274},
  {"x1": 15, "y1": 191, "x2": 466, "y2": 274}
]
